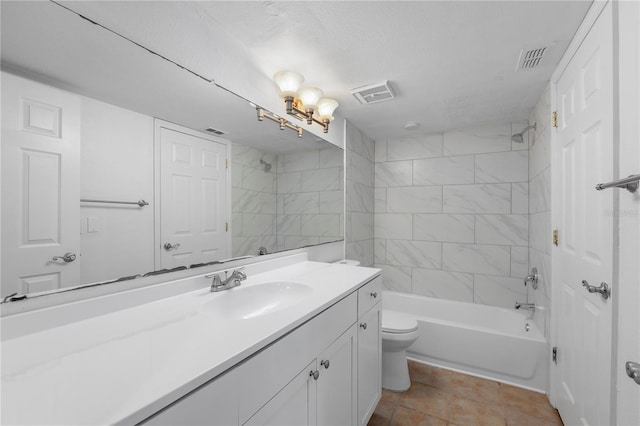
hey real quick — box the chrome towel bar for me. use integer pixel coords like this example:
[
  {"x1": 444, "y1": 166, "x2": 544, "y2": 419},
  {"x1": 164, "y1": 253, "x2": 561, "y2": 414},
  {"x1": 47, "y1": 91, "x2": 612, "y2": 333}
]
[
  {"x1": 595, "y1": 174, "x2": 640, "y2": 193},
  {"x1": 81, "y1": 198, "x2": 149, "y2": 207}
]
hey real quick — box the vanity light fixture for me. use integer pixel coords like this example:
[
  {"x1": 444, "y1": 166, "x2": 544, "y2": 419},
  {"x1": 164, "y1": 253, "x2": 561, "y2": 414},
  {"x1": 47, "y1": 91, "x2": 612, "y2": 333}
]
[
  {"x1": 271, "y1": 70, "x2": 339, "y2": 133},
  {"x1": 256, "y1": 107, "x2": 303, "y2": 138}
]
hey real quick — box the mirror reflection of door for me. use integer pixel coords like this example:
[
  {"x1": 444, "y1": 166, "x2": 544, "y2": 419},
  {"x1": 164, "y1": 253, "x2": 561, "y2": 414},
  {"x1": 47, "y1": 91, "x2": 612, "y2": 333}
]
[
  {"x1": 157, "y1": 121, "x2": 230, "y2": 269},
  {"x1": 1, "y1": 73, "x2": 82, "y2": 296}
]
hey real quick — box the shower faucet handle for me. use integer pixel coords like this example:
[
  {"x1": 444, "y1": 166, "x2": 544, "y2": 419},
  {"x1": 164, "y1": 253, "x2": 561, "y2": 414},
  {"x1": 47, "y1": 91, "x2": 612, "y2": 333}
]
[{"x1": 524, "y1": 267, "x2": 539, "y2": 289}]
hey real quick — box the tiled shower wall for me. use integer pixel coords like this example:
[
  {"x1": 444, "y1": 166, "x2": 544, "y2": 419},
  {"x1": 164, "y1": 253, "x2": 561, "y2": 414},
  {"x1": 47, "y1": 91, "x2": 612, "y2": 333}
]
[
  {"x1": 232, "y1": 143, "x2": 343, "y2": 258},
  {"x1": 528, "y1": 84, "x2": 552, "y2": 338},
  {"x1": 345, "y1": 121, "x2": 376, "y2": 266},
  {"x1": 231, "y1": 144, "x2": 277, "y2": 257},
  {"x1": 374, "y1": 123, "x2": 531, "y2": 308},
  {"x1": 276, "y1": 148, "x2": 344, "y2": 251}
]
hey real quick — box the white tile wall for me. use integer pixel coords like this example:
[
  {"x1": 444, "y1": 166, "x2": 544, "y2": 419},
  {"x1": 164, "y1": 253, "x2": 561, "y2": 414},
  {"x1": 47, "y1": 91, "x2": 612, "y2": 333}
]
[
  {"x1": 386, "y1": 186, "x2": 442, "y2": 213},
  {"x1": 528, "y1": 84, "x2": 552, "y2": 339},
  {"x1": 232, "y1": 144, "x2": 343, "y2": 257},
  {"x1": 346, "y1": 121, "x2": 375, "y2": 266},
  {"x1": 375, "y1": 122, "x2": 531, "y2": 309},
  {"x1": 232, "y1": 145, "x2": 277, "y2": 257}
]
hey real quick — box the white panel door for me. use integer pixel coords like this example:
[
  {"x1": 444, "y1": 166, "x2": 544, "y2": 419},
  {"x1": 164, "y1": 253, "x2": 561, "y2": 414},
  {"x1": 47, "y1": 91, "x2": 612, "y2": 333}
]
[
  {"x1": 553, "y1": 3, "x2": 614, "y2": 425},
  {"x1": 159, "y1": 123, "x2": 229, "y2": 268},
  {"x1": 1, "y1": 72, "x2": 81, "y2": 297}
]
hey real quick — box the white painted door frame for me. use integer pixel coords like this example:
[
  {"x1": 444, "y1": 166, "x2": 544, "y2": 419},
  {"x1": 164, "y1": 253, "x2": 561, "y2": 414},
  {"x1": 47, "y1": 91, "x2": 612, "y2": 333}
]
[
  {"x1": 550, "y1": 1, "x2": 640, "y2": 424},
  {"x1": 153, "y1": 120, "x2": 232, "y2": 269},
  {"x1": 613, "y1": 1, "x2": 640, "y2": 424}
]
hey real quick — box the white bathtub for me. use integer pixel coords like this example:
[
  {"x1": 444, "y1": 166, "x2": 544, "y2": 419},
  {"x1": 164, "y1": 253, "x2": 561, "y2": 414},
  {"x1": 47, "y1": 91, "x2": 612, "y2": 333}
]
[{"x1": 383, "y1": 291, "x2": 548, "y2": 392}]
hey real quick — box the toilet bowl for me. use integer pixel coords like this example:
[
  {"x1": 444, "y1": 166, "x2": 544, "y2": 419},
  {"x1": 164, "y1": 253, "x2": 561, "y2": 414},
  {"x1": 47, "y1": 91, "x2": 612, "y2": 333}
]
[{"x1": 381, "y1": 309, "x2": 419, "y2": 392}]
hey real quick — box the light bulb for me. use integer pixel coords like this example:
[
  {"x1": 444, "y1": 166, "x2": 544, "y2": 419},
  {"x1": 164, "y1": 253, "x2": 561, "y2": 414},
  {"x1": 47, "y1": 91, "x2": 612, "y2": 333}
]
[
  {"x1": 297, "y1": 87, "x2": 323, "y2": 111},
  {"x1": 273, "y1": 70, "x2": 304, "y2": 98},
  {"x1": 317, "y1": 99, "x2": 339, "y2": 121}
]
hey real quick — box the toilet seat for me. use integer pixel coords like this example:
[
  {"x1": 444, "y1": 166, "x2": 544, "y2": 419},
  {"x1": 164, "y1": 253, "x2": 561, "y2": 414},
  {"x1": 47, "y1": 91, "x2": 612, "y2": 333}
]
[{"x1": 382, "y1": 310, "x2": 418, "y2": 334}]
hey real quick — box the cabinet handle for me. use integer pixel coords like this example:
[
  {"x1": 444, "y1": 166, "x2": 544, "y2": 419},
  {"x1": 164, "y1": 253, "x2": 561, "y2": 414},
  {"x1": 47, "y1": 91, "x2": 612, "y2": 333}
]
[
  {"x1": 370, "y1": 292, "x2": 378, "y2": 298},
  {"x1": 320, "y1": 360, "x2": 330, "y2": 369},
  {"x1": 309, "y1": 370, "x2": 320, "y2": 380},
  {"x1": 359, "y1": 323, "x2": 367, "y2": 330}
]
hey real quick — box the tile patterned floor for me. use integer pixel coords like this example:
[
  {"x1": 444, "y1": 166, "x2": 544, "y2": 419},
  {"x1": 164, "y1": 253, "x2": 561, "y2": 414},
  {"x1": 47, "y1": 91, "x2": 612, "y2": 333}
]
[{"x1": 368, "y1": 360, "x2": 563, "y2": 426}]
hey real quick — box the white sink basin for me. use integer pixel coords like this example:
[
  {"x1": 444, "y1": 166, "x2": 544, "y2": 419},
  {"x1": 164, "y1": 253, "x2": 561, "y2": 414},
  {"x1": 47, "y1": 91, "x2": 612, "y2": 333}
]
[{"x1": 201, "y1": 281, "x2": 313, "y2": 320}]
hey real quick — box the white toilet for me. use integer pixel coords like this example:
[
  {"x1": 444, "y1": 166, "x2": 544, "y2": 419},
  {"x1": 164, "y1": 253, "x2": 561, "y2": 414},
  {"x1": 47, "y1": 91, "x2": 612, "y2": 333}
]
[{"x1": 381, "y1": 309, "x2": 419, "y2": 392}]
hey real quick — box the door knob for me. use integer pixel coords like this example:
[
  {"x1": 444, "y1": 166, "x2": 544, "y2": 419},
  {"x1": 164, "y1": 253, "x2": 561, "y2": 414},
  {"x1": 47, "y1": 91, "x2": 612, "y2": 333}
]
[
  {"x1": 626, "y1": 361, "x2": 640, "y2": 385},
  {"x1": 164, "y1": 243, "x2": 180, "y2": 251},
  {"x1": 581, "y1": 280, "x2": 611, "y2": 300},
  {"x1": 309, "y1": 370, "x2": 320, "y2": 380},
  {"x1": 359, "y1": 323, "x2": 367, "y2": 330},
  {"x1": 52, "y1": 252, "x2": 76, "y2": 263},
  {"x1": 320, "y1": 360, "x2": 330, "y2": 369},
  {"x1": 370, "y1": 292, "x2": 378, "y2": 298}
]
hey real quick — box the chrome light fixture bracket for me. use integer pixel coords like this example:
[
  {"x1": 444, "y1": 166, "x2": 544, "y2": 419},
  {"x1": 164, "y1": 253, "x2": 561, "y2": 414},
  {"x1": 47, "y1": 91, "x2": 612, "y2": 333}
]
[
  {"x1": 284, "y1": 96, "x2": 329, "y2": 133},
  {"x1": 256, "y1": 107, "x2": 303, "y2": 138}
]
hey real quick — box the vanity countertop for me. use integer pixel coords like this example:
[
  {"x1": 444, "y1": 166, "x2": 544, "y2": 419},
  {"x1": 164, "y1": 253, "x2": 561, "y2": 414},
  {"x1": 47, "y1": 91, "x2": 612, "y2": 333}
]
[{"x1": 1, "y1": 259, "x2": 380, "y2": 425}]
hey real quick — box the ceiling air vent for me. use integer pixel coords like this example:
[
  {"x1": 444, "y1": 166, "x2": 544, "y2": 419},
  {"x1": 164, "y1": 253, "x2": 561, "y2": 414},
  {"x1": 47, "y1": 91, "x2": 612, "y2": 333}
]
[
  {"x1": 350, "y1": 80, "x2": 395, "y2": 105},
  {"x1": 205, "y1": 127, "x2": 227, "y2": 136},
  {"x1": 516, "y1": 47, "x2": 547, "y2": 71}
]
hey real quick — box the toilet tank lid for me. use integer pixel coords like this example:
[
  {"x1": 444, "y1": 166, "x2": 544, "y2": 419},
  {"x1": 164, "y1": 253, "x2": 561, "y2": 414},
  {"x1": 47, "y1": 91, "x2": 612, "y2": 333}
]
[{"x1": 382, "y1": 309, "x2": 418, "y2": 333}]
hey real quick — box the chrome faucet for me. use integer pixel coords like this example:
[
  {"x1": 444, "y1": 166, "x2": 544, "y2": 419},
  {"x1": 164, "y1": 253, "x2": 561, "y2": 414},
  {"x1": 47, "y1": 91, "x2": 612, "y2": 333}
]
[
  {"x1": 515, "y1": 302, "x2": 536, "y2": 312},
  {"x1": 207, "y1": 268, "x2": 247, "y2": 292}
]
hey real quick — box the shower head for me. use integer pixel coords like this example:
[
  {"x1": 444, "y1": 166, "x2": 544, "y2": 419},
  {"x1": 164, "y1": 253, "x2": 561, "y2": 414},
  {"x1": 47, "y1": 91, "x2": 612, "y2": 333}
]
[
  {"x1": 260, "y1": 159, "x2": 272, "y2": 172},
  {"x1": 511, "y1": 133, "x2": 525, "y2": 144},
  {"x1": 511, "y1": 123, "x2": 537, "y2": 143}
]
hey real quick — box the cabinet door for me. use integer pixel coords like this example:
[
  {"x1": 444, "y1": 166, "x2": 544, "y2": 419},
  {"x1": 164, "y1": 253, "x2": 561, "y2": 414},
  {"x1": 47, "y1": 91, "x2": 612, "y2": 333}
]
[
  {"x1": 317, "y1": 324, "x2": 357, "y2": 426},
  {"x1": 357, "y1": 304, "x2": 381, "y2": 426},
  {"x1": 244, "y1": 360, "x2": 317, "y2": 426}
]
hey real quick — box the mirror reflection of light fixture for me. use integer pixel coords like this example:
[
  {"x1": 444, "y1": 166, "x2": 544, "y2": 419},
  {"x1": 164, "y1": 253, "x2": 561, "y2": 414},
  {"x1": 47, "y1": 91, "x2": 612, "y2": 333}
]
[
  {"x1": 270, "y1": 70, "x2": 339, "y2": 133},
  {"x1": 256, "y1": 107, "x2": 303, "y2": 138}
]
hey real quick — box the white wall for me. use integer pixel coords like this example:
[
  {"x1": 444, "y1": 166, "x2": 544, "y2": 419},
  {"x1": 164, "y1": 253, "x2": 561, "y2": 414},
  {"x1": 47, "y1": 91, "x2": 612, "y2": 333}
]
[
  {"x1": 80, "y1": 97, "x2": 154, "y2": 283},
  {"x1": 374, "y1": 123, "x2": 530, "y2": 308},
  {"x1": 345, "y1": 121, "x2": 376, "y2": 266},
  {"x1": 527, "y1": 85, "x2": 552, "y2": 338},
  {"x1": 232, "y1": 144, "x2": 344, "y2": 258},
  {"x1": 276, "y1": 148, "x2": 344, "y2": 251},
  {"x1": 231, "y1": 144, "x2": 277, "y2": 257}
]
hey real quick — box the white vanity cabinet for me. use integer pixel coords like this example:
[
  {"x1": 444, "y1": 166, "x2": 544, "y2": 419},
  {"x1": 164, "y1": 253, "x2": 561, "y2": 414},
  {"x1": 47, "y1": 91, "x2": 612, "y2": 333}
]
[
  {"x1": 356, "y1": 276, "x2": 382, "y2": 426},
  {"x1": 142, "y1": 290, "x2": 362, "y2": 426},
  {"x1": 247, "y1": 325, "x2": 358, "y2": 426}
]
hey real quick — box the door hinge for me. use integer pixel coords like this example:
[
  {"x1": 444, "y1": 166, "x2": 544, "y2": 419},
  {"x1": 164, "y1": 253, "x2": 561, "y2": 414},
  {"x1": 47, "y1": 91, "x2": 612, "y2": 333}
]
[
  {"x1": 552, "y1": 346, "x2": 558, "y2": 364},
  {"x1": 553, "y1": 229, "x2": 559, "y2": 246},
  {"x1": 225, "y1": 222, "x2": 228, "y2": 232},
  {"x1": 225, "y1": 159, "x2": 228, "y2": 169},
  {"x1": 552, "y1": 111, "x2": 558, "y2": 128}
]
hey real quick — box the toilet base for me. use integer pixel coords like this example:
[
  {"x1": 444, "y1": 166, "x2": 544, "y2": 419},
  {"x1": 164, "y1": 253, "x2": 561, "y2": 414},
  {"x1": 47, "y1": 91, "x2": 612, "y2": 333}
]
[{"x1": 382, "y1": 349, "x2": 411, "y2": 391}]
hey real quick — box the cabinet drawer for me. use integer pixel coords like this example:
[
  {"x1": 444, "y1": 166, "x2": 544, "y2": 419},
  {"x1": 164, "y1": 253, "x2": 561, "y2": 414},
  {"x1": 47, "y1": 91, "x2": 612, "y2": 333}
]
[{"x1": 357, "y1": 275, "x2": 382, "y2": 317}]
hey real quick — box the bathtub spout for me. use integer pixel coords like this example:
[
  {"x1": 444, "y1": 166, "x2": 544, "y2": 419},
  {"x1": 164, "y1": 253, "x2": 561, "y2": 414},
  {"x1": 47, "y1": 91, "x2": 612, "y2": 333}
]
[{"x1": 515, "y1": 302, "x2": 535, "y2": 312}]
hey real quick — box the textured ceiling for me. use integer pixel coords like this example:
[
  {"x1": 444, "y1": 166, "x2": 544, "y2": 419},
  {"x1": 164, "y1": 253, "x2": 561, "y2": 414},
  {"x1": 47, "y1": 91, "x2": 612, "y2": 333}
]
[
  {"x1": 3, "y1": 1, "x2": 592, "y2": 142},
  {"x1": 194, "y1": 1, "x2": 592, "y2": 139}
]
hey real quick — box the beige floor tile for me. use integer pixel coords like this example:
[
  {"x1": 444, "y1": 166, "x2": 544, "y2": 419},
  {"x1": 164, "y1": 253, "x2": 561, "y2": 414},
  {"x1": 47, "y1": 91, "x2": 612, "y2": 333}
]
[
  {"x1": 391, "y1": 406, "x2": 448, "y2": 426},
  {"x1": 408, "y1": 361, "x2": 456, "y2": 390},
  {"x1": 501, "y1": 384, "x2": 560, "y2": 422},
  {"x1": 399, "y1": 382, "x2": 451, "y2": 421},
  {"x1": 368, "y1": 412, "x2": 390, "y2": 426},
  {"x1": 449, "y1": 396, "x2": 506, "y2": 426},
  {"x1": 449, "y1": 372, "x2": 503, "y2": 406},
  {"x1": 505, "y1": 408, "x2": 564, "y2": 426},
  {"x1": 374, "y1": 389, "x2": 401, "y2": 420}
]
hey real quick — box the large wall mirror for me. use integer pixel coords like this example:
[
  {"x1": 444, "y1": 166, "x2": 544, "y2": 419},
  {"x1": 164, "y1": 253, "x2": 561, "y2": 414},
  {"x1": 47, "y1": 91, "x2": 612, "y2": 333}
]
[{"x1": 0, "y1": 1, "x2": 344, "y2": 299}]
